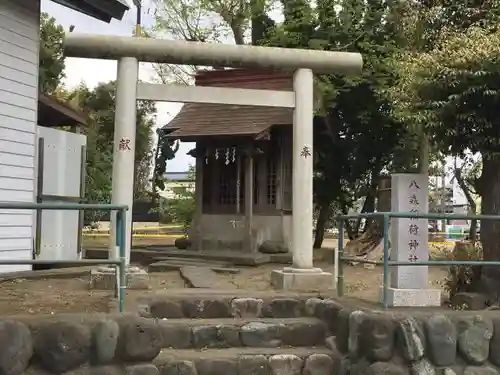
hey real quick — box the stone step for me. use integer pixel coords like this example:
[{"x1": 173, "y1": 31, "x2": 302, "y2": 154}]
[
  {"x1": 138, "y1": 290, "x2": 334, "y2": 319},
  {"x1": 154, "y1": 347, "x2": 335, "y2": 375},
  {"x1": 149, "y1": 261, "x2": 240, "y2": 274},
  {"x1": 139, "y1": 248, "x2": 272, "y2": 266},
  {"x1": 179, "y1": 266, "x2": 237, "y2": 289},
  {"x1": 156, "y1": 317, "x2": 327, "y2": 349},
  {"x1": 151, "y1": 256, "x2": 233, "y2": 267}
]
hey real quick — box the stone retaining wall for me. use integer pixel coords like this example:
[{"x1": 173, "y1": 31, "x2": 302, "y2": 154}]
[
  {"x1": 309, "y1": 298, "x2": 500, "y2": 375},
  {"x1": 1, "y1": 314, "x2": 163, "y2": 375},
  {"x1": 4, "y1": 299, "x2": 500, "y2": 375}
]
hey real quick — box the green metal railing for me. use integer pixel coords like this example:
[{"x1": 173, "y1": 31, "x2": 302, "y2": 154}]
[
  {"x1": 0, "y1": 202, "x2": 128, "y2": 312},
  {"x1": 335, "y1": 212, "x2": 500, "y2": 309}
]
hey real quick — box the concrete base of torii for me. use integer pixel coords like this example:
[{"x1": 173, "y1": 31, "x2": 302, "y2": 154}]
[{"x1": 270, "y1": 267, "x2": 334, "y2": 291}]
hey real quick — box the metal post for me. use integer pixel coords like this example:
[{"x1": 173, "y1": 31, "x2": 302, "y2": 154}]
[
  {"x1": 441, "y1": 172, "x2": 446, "y2": 232},
  {"x1": 236, "y1": 153, "x2": 241, "y2": 214},
  {"x1": 116, "y1": 208, "x2": 126, "y2": 312},
  {"x1": 134, "y1": 0, "x2": 142, "y2": 36},
  {"x1": 336, "y1": 220, "x2": 344, "y2": 296},
  {"x1": 382, "y1": 214, "x2": 390, "y2": 309},
  {"x1": 77, "y1": 145, "x2": 87, "y2": 255},
  {"x1": 291, "y1": 68, "x2": 314, "y2": 269},
  {"x1": 114, "y1": 210, "x2": 121, "y2": 300},
  {"x1": 35, "y1": 137, "x2": 45, "y2": 256},
  {"x1": 109, "y1": 57, "x2": 138, "y2": 265}
]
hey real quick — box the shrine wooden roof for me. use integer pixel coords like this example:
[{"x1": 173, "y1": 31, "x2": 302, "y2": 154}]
[
  {"x1": 38, "y1": 92, "x2": 89, "y2": 127},
  {"x1": 164, "y1": 69, "x2": 293, "y2": 141}
]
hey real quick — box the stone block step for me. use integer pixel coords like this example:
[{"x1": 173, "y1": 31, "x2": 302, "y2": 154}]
[
  {"x1": 140, "y1": 248, "x2": 272, "y2": 266},
  {"x1": 154, "y1": 347, "x2": 335, "y2": 375},
  {"x1": 151, "y1": 256, "x2": 232, "y2": 267},
  {"x1": 156, "y1": 317, "x2": 327, "y2": 349},
  {"x1": 179, "y1": 266, "x2": 237, "y2": 289},
  {"x1": 149, "y1": 261, "x2": 240, "y2": 274},
  {"x1": 138, "y1": 290, "x2": 334, "y2": 319}
]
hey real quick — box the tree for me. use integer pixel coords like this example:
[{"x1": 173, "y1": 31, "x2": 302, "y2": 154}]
[
  {"x1": 153, "y1": 128, "x2": 179, "y2": 194},
  {"x1": 135, "y1": 98, "x2": 157, "y2": 199},
  {"x1": 39, "y1": 12, "x2": 65, "y2": 93},
  {"x1": 163, "y1": 166, "x2": 196, "y2": 235},
  {"x1": 149, "y1": 0, "x2": 277, "y2": 195},
  {"x1": 64, "y1": 82, "x2": 156, "y2": 224},
  {"x1": 152, "y1": 0, "x2": 276, "y2": 47},
  {"x1": 150, "y1": 0, "x2": 277, "y2": 84},
  {"x1": 264, "y1": 0, "x2": 412, "y2": 250},
  {"x1": 452, "y1": 155, "x2": 482, "y2": 242},
  {"x1": 390, "y1": 25, "x2": 500, "y2": 298},
  {"x1": 38, "y1": 14, "x2": 157, "y2": 224}
]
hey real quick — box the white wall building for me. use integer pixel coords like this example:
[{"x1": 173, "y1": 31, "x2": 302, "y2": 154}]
[{"x1": 0, "y1": 0, "x2": 128, "y2": 272}]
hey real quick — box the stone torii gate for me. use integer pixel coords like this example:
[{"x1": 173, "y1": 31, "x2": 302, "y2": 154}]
[{"x1": 64, "y1": 34, "x2": 363, "y2": 290}]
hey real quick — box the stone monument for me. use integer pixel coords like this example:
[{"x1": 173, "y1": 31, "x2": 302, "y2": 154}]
[{"x1": 382, "y1": 173, "x2": 441, "y2": 307}]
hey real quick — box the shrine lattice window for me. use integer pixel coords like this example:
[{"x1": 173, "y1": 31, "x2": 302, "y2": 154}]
[
  {"x1": 202, "y1": 159, "x2": 212, "y2": 208},
  {"x1": 218, "y1": 157, "x2": 237, "y2": 205},
  {"x1": 280, "y1": 131, "x2": 293, "y2": 210},
  {"x1": 266, "y1": 156, "x2": 277, "y2": 205},
  {"x1": 201, "y1": 146, "x2": 244, "y2": 214},
  {"x1": 253, "y1": 161, "x2": 259, "y2": 205}
]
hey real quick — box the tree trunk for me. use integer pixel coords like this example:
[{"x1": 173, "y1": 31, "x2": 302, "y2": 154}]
[
  {"x1": 345, "y1": 220, "x2": 356, "y2": 240},
  {"x1": 358, "y1": 179, "x2": 377, "y2": 233},
  {"x1": 353, "y1": 182, "x2": 376, "y2": 234},
  {"x1": 345, "y1": 175, "x2": 391, "y2": 257},
  {"x1": 313, "y1": 204, "x2": 331, "y2": 249},
  {"x1": 230, "y1": 22, "x2": 245, "y2": 45},
  {"x1": 454, "y1": 167, "x2": 478, "y2": 242},
  {"x1": 250, "y1": 0, "x2": 276, "y2": 45},
  {"x1": 469, "y1": 217, "x2": 478, "y2": 243},
  {"x1": 477, "y1": 156, "x2": 500, "y2": 300}
]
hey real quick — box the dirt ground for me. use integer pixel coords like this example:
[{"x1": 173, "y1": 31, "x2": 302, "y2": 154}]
[{"x1": 0, "y1": 260, "x2": 449, "y2": 316}]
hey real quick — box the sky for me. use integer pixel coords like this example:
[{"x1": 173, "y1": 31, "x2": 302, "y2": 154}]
[{"x1": 40, "y1": 0, "x2": 193, "y2": 172}]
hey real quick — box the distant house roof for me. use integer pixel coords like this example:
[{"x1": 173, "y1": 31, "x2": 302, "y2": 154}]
[
  {"x1": 38, "y1": 92, "x2": 89, "y2": 127},
  {"x1": 164, "y1": 69, "x2": 293, "y2": 141},
  {"x1": 164, "y1": 172, "x2": 192, "y2": 181},
  {"x1": 51, "y1": 0, "x2": 129, "y2": 23}
]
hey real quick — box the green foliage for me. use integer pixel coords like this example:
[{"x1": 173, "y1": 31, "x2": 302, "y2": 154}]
[
  {"x1": 444, "y1": 242, "x2": 483, "y2": 298},
  {"x1": 67, "y1": 82, "x2": 157, "y2": 224},
  {"x1": 162, "y1": 167, "x2": 196, "y2": 236},
  {"x1": 65, "y1": 84, "x2": 114, "y2": 225},
  {"x1": 167, "y1": 193, "x2": 195, "y2": 236},
  {"x1": 152, "y1": 0, "x2": 278, "y2": 46},
  {"x1": 390, "y1": 5, "x2": 500, "y2": 289},
  {"x1": 265, "y1": 0, "x2": 412, "y2": 227},
  {"x1": 153, "y1": 129, "x2": 179, "y2": 192},
  {"x1": 390, "y1": 27, "x2": 500, "y2": 157},
  {"x1": 155, "y1": 197, "x2": 176, "y2": 224},
  {"x1": 135, "y1": 98, "x2": 157, "y2": 200},
  {"x1": 39, "y1": 12, "x2": 65, "y2": 93}
]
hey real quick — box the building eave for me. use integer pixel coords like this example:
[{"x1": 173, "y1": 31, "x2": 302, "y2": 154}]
[
  {"x1": 38, "y1": 92, "x2": 89, "y2": 127},
  {"x1": 51, "y1": 0, "x2": 129, "y2": 22}
]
